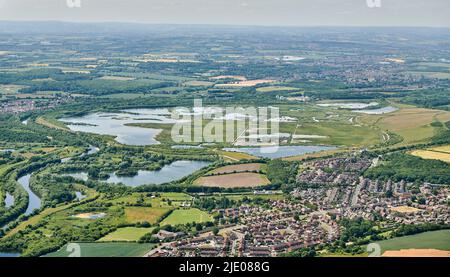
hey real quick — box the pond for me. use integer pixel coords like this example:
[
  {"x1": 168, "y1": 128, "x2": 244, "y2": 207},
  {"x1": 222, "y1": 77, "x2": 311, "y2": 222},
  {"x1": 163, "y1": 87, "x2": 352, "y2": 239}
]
[
  {"x1": 60, "y1": 157, "x2": 72, "y2": 163},
  {"x1": 223, "y1": 145, "x2": 337, "y2": 159},
  {"x1": 106, "y1": 160, "x2": 211, "y2": 187},
  {"x1": 85, "y1": 145, "x2": 100, "y2": 155},
  {"x1": 75, "y1": 192, "x2": 87, "y2": 201},
  {"x1": 59, "y1": 109, "x2": 179, "y2": 146},
  {"x1": 62, "y1": 145, "x2": 100, "y2": 163},
  {"x1": 62, "y1": 172, "x2": 89, "y2": 182},
  {"x1": 17, "y1": 174, "x2": 42, "y2": 216},
  {"x1": 4, "y1": 192, "x2": 14, "y2": 208}
]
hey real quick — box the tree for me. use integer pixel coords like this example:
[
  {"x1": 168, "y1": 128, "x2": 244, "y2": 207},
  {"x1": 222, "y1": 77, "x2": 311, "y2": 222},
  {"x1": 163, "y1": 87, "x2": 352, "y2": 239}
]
[
  {"x1": 212, "y1": 227, "x2": 220, "y2": 236},
  {"x1": 137, "y1": 194, "x2": 144, "y2": 205},
  {"x1": 195, "y1": 223, "x2": 203, "y2": 231},
  {"x1": 385, "y1": 190, "x2": 393, "y2": 198}
]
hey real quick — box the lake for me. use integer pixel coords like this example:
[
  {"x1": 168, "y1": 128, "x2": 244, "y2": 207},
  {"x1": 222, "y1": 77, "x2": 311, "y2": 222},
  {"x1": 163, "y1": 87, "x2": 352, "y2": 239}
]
[
  {"x1": 354, "y1": 106, "x2": 398, "y2": 115},
  {"x1": 171, "y1": 145, "x2": 203, "y2": 149},
  {"x1": 223, "y1": 145, "x2": 337, "y2": 159},
  {"x1": 0, "y1": 253, "x2": 20, "y2": 257},
  {"x1": 62, "y1": 145, "x2": 100, "y2": 163},
  {"x1": 59, "y1": 109, "x2": 179, "y2": 146},
  {"x1": 318, "y1": 102, "x2": 379, "y2": 109},
  {"x1": 4, "y1": 192, "x2": 14, "y2": 208},
  {"x1": 17, "y1": 174, "x2": 42, "y2": 216},
  {"x1": 106, "y1": 160, "x2": 211, "y2": 187},
  {"x1": 59, "y1": 160, "x2": 211, "y2": 187}
]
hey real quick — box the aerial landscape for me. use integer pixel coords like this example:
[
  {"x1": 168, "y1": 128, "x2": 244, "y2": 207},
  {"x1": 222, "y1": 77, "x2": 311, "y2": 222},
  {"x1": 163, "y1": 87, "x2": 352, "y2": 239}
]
[{"x1": 0, "y1": 2, "x2": 449, "y2": 260}]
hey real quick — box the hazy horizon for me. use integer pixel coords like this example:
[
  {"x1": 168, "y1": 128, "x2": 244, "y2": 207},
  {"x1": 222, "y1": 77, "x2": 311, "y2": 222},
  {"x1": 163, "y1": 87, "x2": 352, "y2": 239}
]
[{"x1": 0, "y1": 0, "x2": 449, "y2": 28}]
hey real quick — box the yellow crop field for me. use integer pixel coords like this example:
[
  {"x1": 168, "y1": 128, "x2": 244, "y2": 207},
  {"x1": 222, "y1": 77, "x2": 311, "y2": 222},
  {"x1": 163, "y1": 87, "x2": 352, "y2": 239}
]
[
  {"x1": 390, "y1": 206, "x2": 421, "y2": 213},
  {"x1": 429, "y1": 145, "x2": 450, "y2": 154},
  {"x1": 410, "y1": 150, "x2": 450, "y2": 163}
]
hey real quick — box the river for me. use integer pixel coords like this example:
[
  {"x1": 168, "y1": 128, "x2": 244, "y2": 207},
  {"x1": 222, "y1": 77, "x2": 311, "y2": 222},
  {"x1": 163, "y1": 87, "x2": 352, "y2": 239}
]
[{"x1": 17, "y1": 174, "x2": 41, "y2": 216}]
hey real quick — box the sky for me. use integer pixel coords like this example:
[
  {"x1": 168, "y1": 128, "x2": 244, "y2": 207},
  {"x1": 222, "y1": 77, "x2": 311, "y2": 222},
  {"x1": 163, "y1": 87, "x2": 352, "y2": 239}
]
[{"x1": 0, "y1": 0, "x2": 449, "y2": 27}]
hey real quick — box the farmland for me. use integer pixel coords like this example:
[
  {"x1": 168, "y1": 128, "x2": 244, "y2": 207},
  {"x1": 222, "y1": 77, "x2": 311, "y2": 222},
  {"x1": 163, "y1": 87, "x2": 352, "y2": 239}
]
[
  {"x1": 216, "y1": 150, "x2": 258, "y2": 161},
  {"x1": 410, "y1": 150, "x2": 450, "y2": 163},
  {"x1": 410, "y1": 144, "x2": 450, "y2": 163},
  {"x1": 160, "y1": 208, "x2": 213, "y2": 226},
  {"x1": 194, "y1": 163, "x2": 270, "y2": 188},
  {"x1": 45, "y1": 243, "x2": 155, "y2": 257},
  {"x1": 374, "y1": 230, "x2": 450, "y2": 255},
  {"x1": 98, "y1": 227, "x2": 154, "y2": 242},
  {"x1": 124, "y1": 207, "x2": 173, "y2": 224},
  {"x1": 209, "y1": 163, "x2": 265, "y2": 175},
  {"x1": 0, "y1": 22, "x2": 449, "y2": 258},
  {"x1": 360, "y1": 107, "x2": 450, "y2": 146},
  {"x1": 195, "y1": 173, "x2": 270, "y2": 188}
]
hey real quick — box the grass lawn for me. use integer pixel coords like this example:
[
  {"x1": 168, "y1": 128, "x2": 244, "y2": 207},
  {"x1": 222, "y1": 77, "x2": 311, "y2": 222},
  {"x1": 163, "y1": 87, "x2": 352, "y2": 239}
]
[
  {"x1": 107, "y1": 193, "x2": 192, "y2": 208},
  {"x1": 374, "y1": 230, "x2": 450, "y2": 254},
  {"x1": 216, "y1": 150, "x2": 258, "y2": 161},
  {"x1": 256, "y1": 86, "x2": 300, "y2": 92},
  {"x1": 124, "y1": 207, "x2": 172, "y2": 224},
  {"x1": 160, "y1": 192, "x2": 193, "y2": 201},
  {"x1": 202, "y1": 193, "x2": 285, "y2": 201},
  {"x1": 208, "y1": 163, "x2": 264, "y2": 175},
  {"x1": 36, "y1": 116, "x2": 68, "y2": 131},
  {"x1": 293, "y1": 122, "x2": 381, "y2": 147},
  {"x1": 361, "y1": 107, "x2": 450, "y2": 146},
  {"x1": 44, "y1": 243, "x2": 155, "y2": 257},
  {"x1": 320, "y1": 253, "x2": 368, "y2": 257},
  {"x1": 160, "y1": 208, "x2": 213, "y2": 226},
  {"x1": 183, "y1": 80, "x2": 214, "y2": 86},
  {"x1": 98, "y1": 227, "x2": 154, "y2": 242}
]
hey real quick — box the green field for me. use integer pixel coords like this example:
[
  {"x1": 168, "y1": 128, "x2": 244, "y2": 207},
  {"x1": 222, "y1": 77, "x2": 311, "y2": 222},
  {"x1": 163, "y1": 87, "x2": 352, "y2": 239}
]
[
  {"x1": 160, "y1": 208, "x2": 213, "y2": 226},
  {"x1": 374, "y1": 230, "x2": 450, "y2": 254},
  {"x1": 210, "y1": 193, "x2": 285, "y2": 201},
  {"x1": 45, "y1": 243, "x2": 155, "y2": 257},
  {"x1": 256, "y1": 86, "x2": 300, "y2": 92},
  {"x1": 125, "y1": 207, "x2": 173, "y2": 224},
  {"x1": 98, "y1": 227, "x2": 154, "y2": 242}
]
